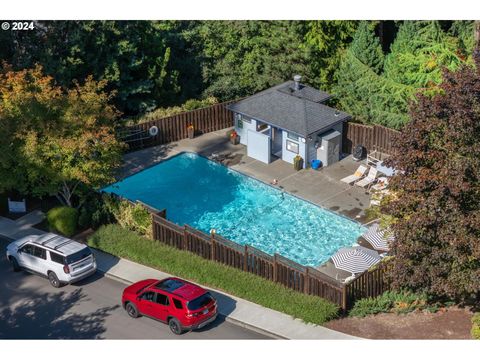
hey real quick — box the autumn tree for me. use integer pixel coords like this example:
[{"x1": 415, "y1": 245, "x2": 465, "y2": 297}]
[
  {"x1": 0, "y1": 65, "x2": 124, "y2": 207},
  {"x1": 382, "y1": 57, "x2": 480, "y2": 303}
]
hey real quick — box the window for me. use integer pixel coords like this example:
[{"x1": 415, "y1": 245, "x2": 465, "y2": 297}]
[
  {"x1": 140, "y1": 291, "x2": 155, "y2": 302},
  {"x1": 33, "y1": 246, "x2": 46, "y2": 260},
  {"x1": 50, "y1": 252, "x2": 65, "y2": 265},
  {"x1": 173, "y1": 298, "x2": 183, "y2": 309},
  {"x1": 235, "y1": 114, "x2": 243, "y2": 128},
  {"x1": 155, "y1": 278, "x2": 185, "y2": 292},
  {"x1": 256, "y1": 123, "x2": 268, "y2": 131},
  {"x1": 286, "y1": 139, "x2": 299, "y2": 154},
  {"x1": 156, "y1": 293, "x2": 170, "y2": 306},
  {"x1": 187, "y1": 292, "x2": 214, "y2": 310},
  {"x1": 20, "y1": 244, "x2": 34, "y2": 255},
  {"x1": 65, "y1": 247, "x2": 92, "y2": 264},
  {"x1": 287, "y1": 132, "x2": 299, "y2": 141}
]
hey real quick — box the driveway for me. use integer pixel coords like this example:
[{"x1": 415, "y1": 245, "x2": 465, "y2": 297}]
[{"x1": 0, "y1": 237, "x2": 271, "y2": 339}]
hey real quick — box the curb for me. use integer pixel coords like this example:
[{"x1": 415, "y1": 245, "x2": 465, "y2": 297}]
[{"x1": 97, "y1": 267, "x2": 286, "y2": 340}]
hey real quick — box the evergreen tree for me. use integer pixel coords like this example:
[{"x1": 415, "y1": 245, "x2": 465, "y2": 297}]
[
  {"x1": 383, "y1": 21, "x2": 464, "y2": 88},
  {"x1": 350, "y1": 21, "x2": 384, "y2": 74},
  {"x1": 304, "y1": 21, "x2": 358, "y2": 90}
]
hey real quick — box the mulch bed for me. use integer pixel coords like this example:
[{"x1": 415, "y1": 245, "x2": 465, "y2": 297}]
[{"x1": 325, "y1": 307, "x2": 474, "y2": 339}]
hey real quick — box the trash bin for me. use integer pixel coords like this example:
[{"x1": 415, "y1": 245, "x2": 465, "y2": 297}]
[
  {"x1": 311, "y1": 159, "x2": 322, "y2": 170},
  {"x1": 293, "y1": 155, "x2": 304, "y2": 171}
]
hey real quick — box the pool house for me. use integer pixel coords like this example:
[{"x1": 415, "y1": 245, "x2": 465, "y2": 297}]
[{"x1": 227, "y1": 75, "x2": 351, "y2": 168}]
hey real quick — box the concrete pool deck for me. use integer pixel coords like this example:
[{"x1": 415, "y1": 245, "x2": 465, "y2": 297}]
[{"x1": 120, "y1": 128, "x2": 372, "y2": 224}]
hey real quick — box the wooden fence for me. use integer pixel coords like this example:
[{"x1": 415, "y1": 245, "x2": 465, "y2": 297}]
[
  {"x1": 151, "y1": 212, "x2": 389, "y2": 311},
  {"x1": 120, "y1": 100, "x2": 236, "y2": 150},
  {"x1": 343, "y1": 122, "x2": 400, "y2": 155}
]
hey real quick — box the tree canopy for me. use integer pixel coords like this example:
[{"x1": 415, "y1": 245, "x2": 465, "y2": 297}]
[
  {"x1": 0, "y1": 20, "x2": 476, "y2": 127},
  {"x1": 0, "y1": 65, "x2": 124, "y2": 206}
]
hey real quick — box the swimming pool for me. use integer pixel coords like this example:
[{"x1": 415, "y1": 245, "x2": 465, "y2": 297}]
[{"x1": 103, "y1": 152, "x2": 365, "y2": 267}]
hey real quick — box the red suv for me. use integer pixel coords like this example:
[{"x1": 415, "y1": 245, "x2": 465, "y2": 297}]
[{"x1": 121, "y1": 277, "x2": 217, "y2": 334}]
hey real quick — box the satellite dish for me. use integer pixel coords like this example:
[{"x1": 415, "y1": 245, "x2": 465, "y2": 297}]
[{"x1": 149, "y1": 126, "x2": 158, "y2": 137}]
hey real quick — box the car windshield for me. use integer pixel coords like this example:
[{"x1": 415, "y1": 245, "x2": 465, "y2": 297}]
[
  {"x1": 187, "y1": 292, "x2": 214, "y2": 311},
  {"x1": 65, "y1": 247, "x2": 92, "y2": 264}
]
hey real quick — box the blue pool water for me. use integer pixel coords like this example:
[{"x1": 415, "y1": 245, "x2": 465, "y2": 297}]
[{"x1": 103, "y1": 153, "x2": 365, "y2": 267}]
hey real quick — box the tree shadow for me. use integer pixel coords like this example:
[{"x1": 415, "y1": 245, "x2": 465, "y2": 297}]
[{"x1": 0, "y1": 288, "x2": 118, "y2": 339}]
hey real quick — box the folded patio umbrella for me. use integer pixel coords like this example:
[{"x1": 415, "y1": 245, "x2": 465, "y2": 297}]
[
  {"x1": 331, "y1": 246, "x2": 381, "y2": 275},
  {"x1": 363, "y1": 222, "x2": 395, "y2": 252}
]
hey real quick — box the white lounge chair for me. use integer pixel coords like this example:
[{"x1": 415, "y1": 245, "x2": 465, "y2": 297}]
[
  {"x1": 341, "y1": 165, "x2": 368, "y2": 185},
  {"x1": 355, "y1": 167, "x2": 378, "y2": 188}
]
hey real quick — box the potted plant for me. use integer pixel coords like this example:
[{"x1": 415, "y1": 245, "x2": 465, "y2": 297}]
[
  {"x1": 229, "y1": 130, "x2": 240, "y2": 145},
  {"x1": 187, "y1": 124, "x2": 194, "y2": 139},
  {"x1": 293, "y1": 155, "x2": 304, "y2": 171}
]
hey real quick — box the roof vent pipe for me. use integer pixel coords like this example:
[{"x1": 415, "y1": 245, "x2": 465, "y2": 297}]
[{"x1": 293, "y1": 75, "x2": 302, "y2": 90}]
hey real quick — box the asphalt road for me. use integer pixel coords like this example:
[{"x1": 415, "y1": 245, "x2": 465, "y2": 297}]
[{"x1": 0, "y1": 237, "x2": 271, "y2": 339}]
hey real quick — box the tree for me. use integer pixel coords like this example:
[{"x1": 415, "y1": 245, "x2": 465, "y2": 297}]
[
  {"x1": 382, "y1": 58, "x2": 480, "y2": 302},
  {"x1": 349, "y1": 21, "x2": 384, "y2": 74},
  {"x1": 304, "y1": 20, "x2": 358, "y2": 90},
  {"x1": 193, "y1": 21, "x2": 311, "y2": 100},
  {"x1": 0, "y1": 21, "x2": 178, "y2": 115},
  {"x1": 383, "y1": 21, "x2": 464, "y2": 88},
  {"x1": 333, "y1": 48, "x2": 414, "y2": 129},
  {"x1": 0, "y1": 65, "x2": 124, "y2": 207}
]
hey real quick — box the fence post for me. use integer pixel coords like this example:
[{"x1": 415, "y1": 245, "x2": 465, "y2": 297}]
[
  {"x1": 211, "y1": 233, "x2": 215, "y2": 260},
  {"x1": 304, "y1": 267, "x2": 310, "y2": 295},
  {"x1": 151, "y1": 214, "x2": 157, "y2": 240},
  {"x1": 183, "y1": 225, "x2": 188, "y2": 250},
  {"x1": 243, "y1": 245, "x2": 248, "y2": 271},
  {"x1": 342, "y1": 285, "x2": 348, "y2": 314},
  {"x1": 273, "y1": 253, "x2": 278, "y2": 283}
]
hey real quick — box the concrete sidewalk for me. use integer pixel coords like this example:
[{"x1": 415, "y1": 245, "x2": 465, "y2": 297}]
[{"x1": 0, "y1": 215, "x2": 359, "y2": 340}]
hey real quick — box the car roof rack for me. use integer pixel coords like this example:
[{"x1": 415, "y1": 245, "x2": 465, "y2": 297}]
[
  {"x1": 53, "y1": 239, "x2": 76, "y2": 250},
  {"x1": 41, "y1": 235, "x2": 62, "y2": 246}
]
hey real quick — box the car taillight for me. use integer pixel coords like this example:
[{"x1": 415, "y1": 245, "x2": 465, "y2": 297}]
[
  {"x1": 63, "y1": 265, "x2": 70, "y2": 274},
  {"x1": 186, "y1": 312, "x2": 199, "y2": 318}
]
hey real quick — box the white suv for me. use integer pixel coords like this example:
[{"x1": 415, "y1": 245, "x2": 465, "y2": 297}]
[{"x1": 6, "y1": 233, "x2": 97, "y2": 287}]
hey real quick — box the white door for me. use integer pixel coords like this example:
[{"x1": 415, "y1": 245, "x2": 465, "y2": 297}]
[
  {"x1": 17, "y1": 244, "x2": 36, "y2": 269},
  {"x1": 247, "y1": 129, "x2": 271, "y2": 164}
]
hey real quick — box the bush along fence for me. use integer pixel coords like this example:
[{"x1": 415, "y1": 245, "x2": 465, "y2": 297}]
[
  {"x1": 118, "y1": 100, "x2": 236, "y2": 151},
  {"x1": 151, "y1": 211, "x2": 390, "y2": 311},
  {"x1": 342, "y1": 122, "x2": 400, "y2": 156}
]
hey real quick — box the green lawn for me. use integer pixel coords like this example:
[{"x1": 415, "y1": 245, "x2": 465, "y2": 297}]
[{"x1": 88, "y1": 224, "x2": 339, "y2": 325}]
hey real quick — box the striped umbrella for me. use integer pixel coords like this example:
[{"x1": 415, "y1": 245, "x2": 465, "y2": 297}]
[
  {"x1": 331, "y1": 246, "x2": 381, "y2": 275},
  {"x1": 363, "y1": 223, "x2": 394, "y2": 252}
]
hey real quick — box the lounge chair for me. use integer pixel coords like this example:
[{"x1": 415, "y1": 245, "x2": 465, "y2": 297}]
[
  {"x1": 355, "y1": 167, "x2": 378, "y2": 188},
  {"x1": 340, "y1": 165, "x2": 368, "y2": 185}
]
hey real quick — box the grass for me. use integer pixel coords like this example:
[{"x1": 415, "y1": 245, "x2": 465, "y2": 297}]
[{"x1": 88, "y1": 224, "x2": 339, "y2": 325}]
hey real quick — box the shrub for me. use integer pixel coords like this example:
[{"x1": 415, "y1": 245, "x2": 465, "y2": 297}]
[
  {"x1": 349, "y1": 290, "x2": 428, "y2": 317},
  {"x1": 88, "y1": 224, "x2": 339, "y2": 325},
  {"x1": 471, "y1": 313, "x2": 480, "y2": 340},
  {"x1": 78, "y1": 192, "x2": 115, "y2": 230},
  {"x1": 47, "y1": 206, "x2": 78, "y2": 237},
  {"x1": 125, "y1": 97, "x2": 218, "y2": 125},
  {"x1": 102, "y1": 194, "x2": 152, "y2": 237}
]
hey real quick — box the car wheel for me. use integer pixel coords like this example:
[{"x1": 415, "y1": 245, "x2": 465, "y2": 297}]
[
  {"x1": 125, "y1": 302, "x2": 139, "y2": 318},
  {"x1": 168, "y1": 318, "x2": 183, "y2": 335},
  {"x1": 48, "y1": 271, "x2": 61, "y2": 288},
  {"x1": 10, "y1": 257, "x2": 20, "y2": 272}
]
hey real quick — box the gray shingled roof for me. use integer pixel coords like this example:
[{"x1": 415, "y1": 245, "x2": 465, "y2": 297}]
[{"x1": 227, "y1": 80, "x2": 350, "y2": 137}]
